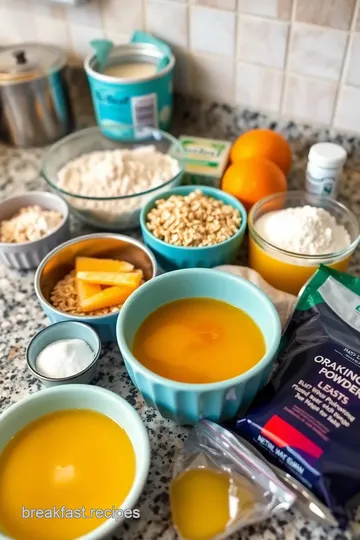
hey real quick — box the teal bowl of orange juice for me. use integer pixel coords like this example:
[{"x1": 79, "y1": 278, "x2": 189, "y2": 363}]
[{"x1": 116, "y1": 268, "x2": 281, "y2": 425}]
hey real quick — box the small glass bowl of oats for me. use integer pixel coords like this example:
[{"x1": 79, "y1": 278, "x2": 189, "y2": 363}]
[
  {"x1": 0, "y1": 192, "x2": 70, "y2": 270},
  {"x1": 42, "y1": 125, "x2": 185, "y2": 231}
]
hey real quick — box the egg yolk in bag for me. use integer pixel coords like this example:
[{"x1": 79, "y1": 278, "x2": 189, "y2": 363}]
[{"x1": 170, "y1": 420, "x2": 295, "y2": 540}]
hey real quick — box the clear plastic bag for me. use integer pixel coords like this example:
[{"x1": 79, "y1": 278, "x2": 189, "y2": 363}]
[{"x1": 170, "y1": 419, "x2": 296, "y2": 540}]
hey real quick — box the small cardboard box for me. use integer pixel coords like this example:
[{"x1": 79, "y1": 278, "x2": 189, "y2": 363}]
[{"x1": 176, "y1": 136, "x2": 231, "y2": 188}]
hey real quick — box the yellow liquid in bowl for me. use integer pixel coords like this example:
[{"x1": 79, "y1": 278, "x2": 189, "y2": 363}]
[
  {"x1": 132, "y1": 298, "x2": 266, "y2": 384},
  {"x1": 249, "y1": 236, "x2": 351, "y2": 295},
  {"x1": 0, "y1": 409, "x2": 136, "y2": 540}
]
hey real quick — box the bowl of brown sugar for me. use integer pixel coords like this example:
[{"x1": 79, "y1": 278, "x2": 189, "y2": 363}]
[{"x1": 0, "y1": 192, "x2": 70, "y2": 269}]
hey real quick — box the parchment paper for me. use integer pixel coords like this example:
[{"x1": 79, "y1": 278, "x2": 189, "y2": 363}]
[{"x1": 215, "y1": 265, "x2": 297, "y2": 330}]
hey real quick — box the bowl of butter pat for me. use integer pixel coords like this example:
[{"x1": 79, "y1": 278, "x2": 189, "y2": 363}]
[{"x1": 27, "y1": 321, "x2": 101, "y2": 387}]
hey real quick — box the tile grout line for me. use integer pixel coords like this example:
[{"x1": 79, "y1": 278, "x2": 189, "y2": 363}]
[
  {"x1": 184, "y1": 0, "x2": 192, "y2": 95},
  {"x1": 278, "y1": 0, "x2": 297, "y2": 118},
  {"x1": 98, "y1": 0, "x2": 106, "y2": 38},
  {"x1": 142, "y1": 0, "x2": 146, "y2": 32},
  {"x1": 232, "y1": 1, "x2": 239, "y2": 105}
]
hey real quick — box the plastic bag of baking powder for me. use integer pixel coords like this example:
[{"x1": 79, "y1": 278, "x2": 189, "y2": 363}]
[{"x1": 234, "y1": 265, "x2": 360, "y2": 528}]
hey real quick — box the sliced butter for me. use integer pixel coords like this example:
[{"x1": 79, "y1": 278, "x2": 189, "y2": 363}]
[{"x1": 174, "y1": 136, "x2": 231, "y2": 188}]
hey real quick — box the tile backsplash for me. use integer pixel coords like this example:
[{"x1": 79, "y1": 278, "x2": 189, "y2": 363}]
[{"x1": 2, "y1": 0, "x2": 360, "y2": 135}]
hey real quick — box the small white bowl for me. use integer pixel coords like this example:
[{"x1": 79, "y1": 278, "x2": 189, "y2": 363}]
[
  {"x1": 26, "y1": 321, "x2": 102, "y2": 387},
  {"x1": 0, "y1": 385, "x2": 150, "y2": 540},
  {"x1": 0, "y1": 191, "x2": 70, "y2": 270}
]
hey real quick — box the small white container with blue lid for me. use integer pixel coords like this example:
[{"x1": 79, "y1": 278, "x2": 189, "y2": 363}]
[{"x1": 84, "y1": 42, "x2": 175, "y2": 131}]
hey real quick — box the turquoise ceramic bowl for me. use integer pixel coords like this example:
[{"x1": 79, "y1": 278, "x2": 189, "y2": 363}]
[
  {"x1": 0, "y1": 385, "x2": 150, "y2": 540},
  {"x1": 140, "y1": 186, "x2": 247, "y2": 271},
  {"x1": 27, "y1": 321, "x2": 101, "y2": 387},
  {"x1": 116, "y1": 268, "x2": 281, "y2": 425}
]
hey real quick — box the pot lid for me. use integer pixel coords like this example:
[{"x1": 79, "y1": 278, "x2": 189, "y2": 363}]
[{"x1": 0, "y1": 43, "x2": 67, "y2": 84}]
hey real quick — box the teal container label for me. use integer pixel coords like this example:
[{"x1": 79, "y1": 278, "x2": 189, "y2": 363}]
[{"x1": 87, "y1": 70, "x2": 173, "y2": 130}]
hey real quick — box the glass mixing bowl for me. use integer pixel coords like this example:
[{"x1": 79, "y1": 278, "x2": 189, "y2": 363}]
[
  {"x1": 42, "y1": 125, "x2": 185, "y2": 230},
  {"x1": 248, "y1": 191, "x2": 359, "y2": 295}
]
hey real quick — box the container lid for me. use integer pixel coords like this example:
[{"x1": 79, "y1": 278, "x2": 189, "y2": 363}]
[
  {"x1": 0, "y1": 43, "x2": 67, "y2": 84},
  {"x1": 308, "y1": 142, "x2": 347, "y2": 169}
]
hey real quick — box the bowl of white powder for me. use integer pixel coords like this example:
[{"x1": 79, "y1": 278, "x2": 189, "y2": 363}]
[
  {"x1": 41, "y1": 125, "x2": 185, "y2": 230},
  {"x1": 248, "y1": 191, "x2": 359, "y2": 295}
]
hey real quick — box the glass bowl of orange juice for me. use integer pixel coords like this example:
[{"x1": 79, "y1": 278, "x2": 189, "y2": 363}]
[{"x1": 248, "y1": 191, "x2": 359, "y2": 295}]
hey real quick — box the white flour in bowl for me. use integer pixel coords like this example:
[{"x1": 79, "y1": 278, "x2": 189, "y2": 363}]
[
  {"x1": 56, "y1": 146, "x2": 179, "y2": 226},
  {"x1": 254, "y1": 205, "x2": 351, "y2": 256}
]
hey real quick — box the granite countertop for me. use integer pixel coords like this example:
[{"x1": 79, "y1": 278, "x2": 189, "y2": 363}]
[{"x1": 1, "y1": 96, "x2": 360, "y2": 540}]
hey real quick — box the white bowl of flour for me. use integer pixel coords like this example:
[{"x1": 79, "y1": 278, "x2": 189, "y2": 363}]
[{"x1": 248, "y1": 191, "x2": 359, "y2": 294}]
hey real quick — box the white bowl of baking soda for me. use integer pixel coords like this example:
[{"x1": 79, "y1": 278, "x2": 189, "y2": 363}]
[{"x1": 26, "y1": 320, "x2": 102, "y2": 386}]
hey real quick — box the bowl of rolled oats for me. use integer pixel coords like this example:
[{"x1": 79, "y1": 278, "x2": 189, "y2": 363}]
[
  {"x1": 140, "y1": 185, "x2": 247, "y2": 271},
  {"x1": 0, "y1": 191, "x2": 70, "y2": 270},
  {"x1": 41, "y1": 125, "x2": 185, "y2": 231},
  {"x1": 34, "y1": 233, "x2": 157, "y2": 342}
]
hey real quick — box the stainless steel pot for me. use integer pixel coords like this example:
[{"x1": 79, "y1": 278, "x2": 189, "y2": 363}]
[{"x1": 0, "y1": 43, "x2": 74, "y2": 148}]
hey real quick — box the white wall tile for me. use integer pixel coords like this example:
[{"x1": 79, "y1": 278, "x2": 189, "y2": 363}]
[
  {"x1": 146, "y1": 1, "x2": 188, "y2": 48},
  {"x1": 235, "y1": 62, "x2": 283, "y2": 113},
  {"x1": 238, "y1": 16, "x2": 289, "y2": 69},
  {"x1": 192, "y1": 0, "x2": 237, "y2": 10},
  {"x1": 2, "y1": 0, "x2": 28, "y2": 11},
  {"x1": 190, "y1": 6, "x2": 236, "y2": 56},
  {"x1": 346, "y1": 34, "x2": 360, "y2": 86},
  {"x1": 68, "y1": 23, "x2": 104, "y2": 60},
  {"x1": 104, "y1": 31, "x2": 131, "y2": 46},
  {"x1": 238, "y1": 0, "x2": 292, "y2": 20},
  {"x1": 31, "y1": 1, "x2": 65, "y2": 18},
  {"x1": 289, "y1": 24, "x2": 348, "y2": 81},
  {"x1": 66, "y1": 0, "x2": 102, "y2": 28},
  {"x1": 173, "y1": 47, "x2": 192, "y2": 94},
  {"x1": 356, "y1": 1, "x2": 360, "y2": 31},
  {"x1": 0, "y1": 8, "x2": 36, "y2": 43},
  {"x1": 283, "y1": 74, "x2": 337, "y2": 124},
  {"x1": 191, "y1": 54, "x2": 234, "y2": 102},
  {"x1": 295, "y1": 0, "x2": 355, "y2": 31},
  {"x1": 34, "y1": 15, "x2": 69, "y2": 51},
  {"x1": 334, "y1": 85, "x2": 360, "y2": 132},
  {"x1": 102, "y1": 0, "x2": 143, "y2": 35}
]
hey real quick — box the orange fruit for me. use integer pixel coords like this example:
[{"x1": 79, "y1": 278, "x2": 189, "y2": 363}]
[
  {"x1": 221, "y1": 157, "x2": 287, "y2": 211},
  {"x1": 230, "y1": 129, "x2": 292, "y2": 175}
]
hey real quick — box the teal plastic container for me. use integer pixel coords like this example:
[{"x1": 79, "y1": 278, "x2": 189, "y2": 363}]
[
  {"x1": 140, "y1": 185, "x2": 247, "y2": 271},
  {"x1": 84, "y1": 43, "x2": 175, "y2": 131},
  {"x1": 116, "y1": 268, "x2": 281, "y2": 425}
]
